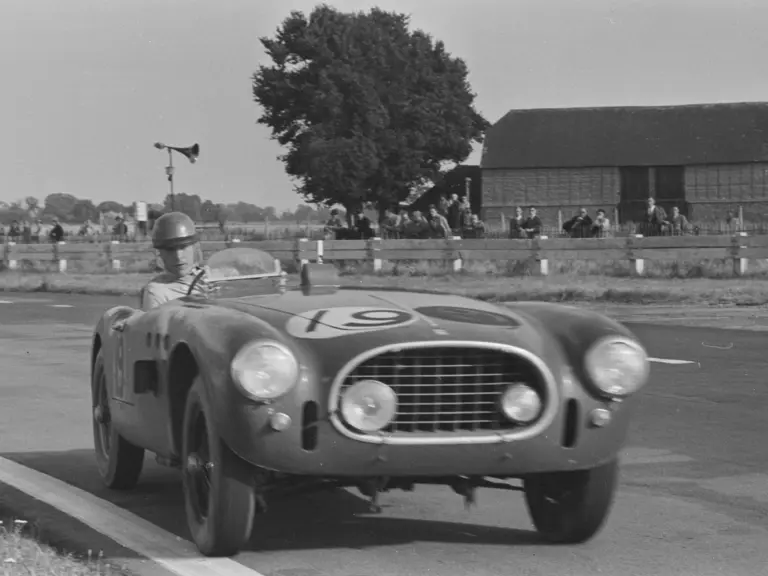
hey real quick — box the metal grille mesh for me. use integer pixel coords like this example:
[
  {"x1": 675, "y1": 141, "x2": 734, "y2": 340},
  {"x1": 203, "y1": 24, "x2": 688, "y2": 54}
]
[{"x1": 338, "y1": 346, "x2": 545, "y2": 435}]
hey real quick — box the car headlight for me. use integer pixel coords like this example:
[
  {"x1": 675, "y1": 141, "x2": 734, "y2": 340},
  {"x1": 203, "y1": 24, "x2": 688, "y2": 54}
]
[
  {"x1": 230, "y1": 340, "x2": 299, "y2": 400},
  {"x1": 500, "y1": 383, "x2": 543, "y2": 423},
  {"x1": 340, "y1": 380, "x2": 397, "y2": 432},
  {"x1": 584, "y1": 337, "x2": 649, "y2": 398}
]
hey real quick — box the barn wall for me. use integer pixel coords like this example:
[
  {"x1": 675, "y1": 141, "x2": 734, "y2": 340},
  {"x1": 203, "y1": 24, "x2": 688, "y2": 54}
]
[
  {"x1": 685, "y1": 163, "x2": 768, "y2": 222},
  {"x1": 481, "y1": 167, "x2": 620, "y2": 224}
]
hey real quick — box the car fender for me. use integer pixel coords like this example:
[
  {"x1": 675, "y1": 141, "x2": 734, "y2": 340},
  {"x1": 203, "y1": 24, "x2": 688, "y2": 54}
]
[
  {"x1": 506, "y1": 302, "x2": 642, "y2": 394},
  {"x1": 91, "y1": 305, "x2": 140, "y2": 379},
  {"x1": 163, "y1": 304, "x2": 303, "y2": 455}
]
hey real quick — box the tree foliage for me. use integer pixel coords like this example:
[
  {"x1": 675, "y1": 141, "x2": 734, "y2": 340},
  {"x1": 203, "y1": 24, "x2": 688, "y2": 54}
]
[
  {"x1": 0, "y1": 193, "x2": 332, "y2": 226},
  {"x1": 252, "y1": 5, "x2": 489, "y2": 213}
]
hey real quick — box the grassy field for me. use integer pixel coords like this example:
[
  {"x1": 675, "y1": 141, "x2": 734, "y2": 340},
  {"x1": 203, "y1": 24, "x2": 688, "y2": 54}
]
[{"x1": 0, "y1": 518, "x2": 127, "y2": 576}]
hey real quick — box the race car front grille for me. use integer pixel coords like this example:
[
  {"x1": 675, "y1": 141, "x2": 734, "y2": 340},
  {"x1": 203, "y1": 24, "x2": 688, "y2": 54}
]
[{"x1": 336, "y1": 345, "x2": 549, "y2": 436}]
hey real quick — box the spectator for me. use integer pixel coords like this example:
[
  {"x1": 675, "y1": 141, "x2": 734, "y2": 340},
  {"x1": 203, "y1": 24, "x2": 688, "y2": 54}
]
[
  {"x1": 7, "y1": 220, "x2": 21, "y2": 242},
  {"x1": 458, "y1": 197, "x2": 473, "y2": 231},
  {"x1": 427, "y1": 205, "x2": 452, "y2": 238},
  {"x1": 323, "y1": 209, "x2": 347, "y2": 239},
  {"x1": 353, "y1": 209, "x2": 374, "y2": 240},
  {"x1": 404, "y1": 211, "x2": 430, "y2": 239},
  {"x1": 522, "y1": 207, "x2": 543, "y2": 239},
  {"x1": 508, "y1": 206, "x2": 526, "y2": 239},
  {"x1": 379, "y1": 208, "x2": 400, "y2": 239},
  {"x1": 462, "y1": 214, "x2": 488, "y2": 238},
  {"x1": 438, "y1": 195, "x2": 450, "y2": 217},
  {"x1": 669, "y1": 206, "x2": 691, "y2": 235},
  {"x1": 113, "y1": 215, "x2": 128, "y2": 240},
  {"x1": 48, "y1": 218, "x2": 64, "y2": 243},
  {"x1": 643, "y1": 197, "x2": 669, "y2": 237},
  {"x1": 79, "y1": 219, "x2": 96, "y2": 238},
  {"x1": 33, "y1": 219, "x2": 44, "y2": 242},
  {"x1": 21, "y1": 219, "x2": 32, "y2": 244},
  {"x1": 591, "y1": 209, "x2": 611, "y2": 238},
  {"x1": 563, "y1": 208, "x2": 593, "y2": 238},
  {"x1": 396, "y1": 210, "x2": 411, "y2": 237},
  {"x1": 446, "y1": 193, "x2": 462, "y2": 230},
  {"x1": 725, "y1": 210, "x2": 741, "y2": 234}
]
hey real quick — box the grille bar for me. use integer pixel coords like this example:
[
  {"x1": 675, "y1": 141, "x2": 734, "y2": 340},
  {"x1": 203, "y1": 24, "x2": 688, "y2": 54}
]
[{"x1": 338, "y1": 346, "x2": 546, "y2": 436}]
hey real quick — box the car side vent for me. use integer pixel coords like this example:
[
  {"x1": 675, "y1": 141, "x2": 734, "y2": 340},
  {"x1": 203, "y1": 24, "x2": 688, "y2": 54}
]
[
  {"x1": 301, "y1": 401, "x2": 319, "y2": 451},
  {"x1": 561, "y1": 399, "x2": 579, "y2": 448}
]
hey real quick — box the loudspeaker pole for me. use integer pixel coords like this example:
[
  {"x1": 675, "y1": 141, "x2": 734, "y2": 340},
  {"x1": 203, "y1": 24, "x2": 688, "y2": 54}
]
[{"x1": 153, "y1": 142, "x2": 200, "y2": 213}]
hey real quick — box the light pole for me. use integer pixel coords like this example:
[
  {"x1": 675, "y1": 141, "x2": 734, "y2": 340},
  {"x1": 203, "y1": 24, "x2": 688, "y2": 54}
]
[{"x1": 153, "y1": 142, "x2": 200, "y2": 211}]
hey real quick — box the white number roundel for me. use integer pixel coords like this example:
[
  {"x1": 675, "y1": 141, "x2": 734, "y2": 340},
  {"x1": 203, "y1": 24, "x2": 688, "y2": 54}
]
[{"x1": 285, "y1": 307, "x2": 416, "y2": 339}]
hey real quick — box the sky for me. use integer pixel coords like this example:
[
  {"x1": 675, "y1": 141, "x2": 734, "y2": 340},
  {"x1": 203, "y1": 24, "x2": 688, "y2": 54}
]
[{"x1": 2, "y1": 0, "x2": 767, "y2": 211}]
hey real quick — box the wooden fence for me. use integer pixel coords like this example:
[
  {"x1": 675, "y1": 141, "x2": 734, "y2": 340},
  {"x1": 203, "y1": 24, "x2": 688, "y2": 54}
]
[{"x1": 1, "y1": 233, "x2": 766, "y2": 277}]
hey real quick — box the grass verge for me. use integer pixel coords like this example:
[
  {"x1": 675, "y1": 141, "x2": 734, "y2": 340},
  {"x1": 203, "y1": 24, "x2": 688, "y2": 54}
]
[
  {"x1": 2, "y1": 269, "x2": 768, "y2": 306},
  {"x1": 0, "y1": 518, "x2": 127, "y2": 576}
]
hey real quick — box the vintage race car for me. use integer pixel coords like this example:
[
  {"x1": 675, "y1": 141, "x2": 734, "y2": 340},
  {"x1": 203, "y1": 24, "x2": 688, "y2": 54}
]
[{"x1": 91, "y1": 246, "x2": 650, "y2": 557}]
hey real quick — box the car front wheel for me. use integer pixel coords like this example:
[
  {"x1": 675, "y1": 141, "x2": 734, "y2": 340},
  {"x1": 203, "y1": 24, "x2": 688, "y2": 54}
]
[
  {"x1": 182, "y1": 377, "x2": 256, "y2": 557},
  {"x1": 92, "y1": 350, "x2": 145, "y2": 489},
  {"x1": 523, "y1": 459, "x2": 619, "y2": 544}
]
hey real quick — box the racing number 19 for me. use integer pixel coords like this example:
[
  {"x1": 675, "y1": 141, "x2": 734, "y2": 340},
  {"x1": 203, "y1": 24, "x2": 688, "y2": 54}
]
[{"x1": 304, "y1": 308, "x2": 412, "y2": 333}]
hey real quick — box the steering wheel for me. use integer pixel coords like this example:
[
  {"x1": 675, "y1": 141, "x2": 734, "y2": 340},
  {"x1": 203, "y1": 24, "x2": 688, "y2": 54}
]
[{"x1": 186, "y1": 266, "x2": 209, "y2": 297}]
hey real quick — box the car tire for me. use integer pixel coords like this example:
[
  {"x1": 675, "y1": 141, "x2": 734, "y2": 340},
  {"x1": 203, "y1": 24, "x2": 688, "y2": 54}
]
[
  {"x1": 523, "y1": 458, "x2": 619, "y2": 544},
  {"x1": 181, "y1": 377, "x2": 256, "y2": 557},
  {"x1": 92, "y1": 349, "x2": 145, "y2": 490}
]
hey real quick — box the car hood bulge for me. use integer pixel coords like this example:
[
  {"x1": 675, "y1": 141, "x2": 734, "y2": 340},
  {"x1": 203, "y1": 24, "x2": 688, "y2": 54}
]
[{"x1": 213, "y1": 288, "x2": 553, "y2": 360}]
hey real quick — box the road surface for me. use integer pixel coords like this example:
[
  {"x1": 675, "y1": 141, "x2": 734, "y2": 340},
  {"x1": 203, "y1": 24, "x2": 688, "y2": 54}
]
[{"x1": 1, "y1": 294, "x2": 766, "y2": 576}]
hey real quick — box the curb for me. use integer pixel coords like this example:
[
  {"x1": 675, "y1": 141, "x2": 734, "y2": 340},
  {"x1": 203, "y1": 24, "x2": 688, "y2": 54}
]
[{"x1": 0, "y1": 480, "x2": 170, "y2": 576}]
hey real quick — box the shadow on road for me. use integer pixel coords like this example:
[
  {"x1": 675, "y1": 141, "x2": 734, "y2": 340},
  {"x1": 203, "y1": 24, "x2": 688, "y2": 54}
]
[{"x1": 2, "y1": 448, "x2": 549, "y2": 553}]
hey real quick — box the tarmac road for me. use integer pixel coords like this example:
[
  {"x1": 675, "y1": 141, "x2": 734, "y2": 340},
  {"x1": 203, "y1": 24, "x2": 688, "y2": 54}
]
[{"x1": 1, "y1": 293, "x2": 767, "y2": 576}]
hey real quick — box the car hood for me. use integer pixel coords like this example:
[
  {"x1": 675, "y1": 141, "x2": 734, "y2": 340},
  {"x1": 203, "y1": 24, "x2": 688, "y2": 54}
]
[{"x1": 210, "y1": 288, "x2": 556, "y2": 362}]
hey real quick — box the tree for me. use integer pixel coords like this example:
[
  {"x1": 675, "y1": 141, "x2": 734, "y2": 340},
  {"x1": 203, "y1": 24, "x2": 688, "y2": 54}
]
[
  {"x1": 252, "y1": 6, "x2": 489, "y2": 218},
  {"x1": 164, "y1": 193, "x2": 202, "y2": 222},
  {"x1": 42, "y1": 193, "x2": 79, "y2": 222}
]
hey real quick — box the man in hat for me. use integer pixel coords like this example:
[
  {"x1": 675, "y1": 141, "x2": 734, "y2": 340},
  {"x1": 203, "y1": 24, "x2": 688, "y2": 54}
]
[{"x1": 140, "y1": 212, "x2": 208, "y2": 310}]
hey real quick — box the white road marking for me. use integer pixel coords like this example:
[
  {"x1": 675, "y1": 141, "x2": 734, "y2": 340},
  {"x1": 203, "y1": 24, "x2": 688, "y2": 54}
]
[
  {"x1": 697, "y1": 473, "x2": 768, "y2": 505},
  {"x1": 0, "y1": 300, "x2": 13, "y2": 304},
  {"x1": 649, "y1": 357, "x2": 696, "y2": 365},
  {"x1": 49, "y1": 304, "x2": 74, "y2": 308},
  {"x1": 0, "y1": 456, "x2": 265, "y2": 576},
  {"x1": 621, "y1": 447, "x2": 694, "y2": 466}
]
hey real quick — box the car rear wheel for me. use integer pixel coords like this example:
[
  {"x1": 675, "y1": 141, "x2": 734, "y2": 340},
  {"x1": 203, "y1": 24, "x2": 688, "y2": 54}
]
[
  {"x1": 92, "y1": 350, "x2": 145, "y2": 489},
  {"x1": 181, "y1": 377, "x2": 256, "y2": 557},
  {"x1": 523, "y1": 459, "x2": 619, "y2": 544}
]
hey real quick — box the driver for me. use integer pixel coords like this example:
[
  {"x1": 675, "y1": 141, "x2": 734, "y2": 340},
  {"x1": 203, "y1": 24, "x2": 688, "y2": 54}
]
[{"x1": 140, "y1": 212, "x2": 208, "y2": 310}]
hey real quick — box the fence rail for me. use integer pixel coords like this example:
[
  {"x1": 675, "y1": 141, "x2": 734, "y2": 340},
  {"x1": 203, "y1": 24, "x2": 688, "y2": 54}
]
[{"x1": 1, "y1": 234, "x2": 766, "y2": 276}]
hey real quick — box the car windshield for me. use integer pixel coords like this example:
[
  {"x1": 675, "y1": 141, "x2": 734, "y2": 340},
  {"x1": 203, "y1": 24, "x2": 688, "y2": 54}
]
[{"x1": 204, "y1": 246, "x2": 281, "y2": 291}]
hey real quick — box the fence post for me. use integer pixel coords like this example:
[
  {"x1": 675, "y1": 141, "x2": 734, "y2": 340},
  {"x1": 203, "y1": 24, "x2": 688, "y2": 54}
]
[
  {"x1": 316, "y1": 239, "x2": 324, "y2": 264},
  {"x1": 451, "y1": 236, "x2": 463, "y2": 272},
  {"x1": 54, "y1": 242, "x2": 67, "y2": 273},
  {"x1": 6, "y1": 241, "x2": 17, "y2": 270},
  {"x1": 110, "y1": 241, "x2": 121, "y2": 270},
  {"x1": 733, "y1": 232, "x2": 748, "y2": 276},
  {"x1": 538, "y1": 236, "x2": 549, "y2": 276},
  {"x1": 629, "y1": 234, "x2": 644, "y2": 276},
  {"x1": 295, "y1": 238, "x2": 309, "y2": 267},
  {"x1": 368, "y1": 237, "x2": 382, "y2": 272}
]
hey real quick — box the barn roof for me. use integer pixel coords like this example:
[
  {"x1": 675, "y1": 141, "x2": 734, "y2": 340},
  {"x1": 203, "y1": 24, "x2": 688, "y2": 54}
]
[{"x1": 481, "y1": 101, "x2": 768, "y2": 170}]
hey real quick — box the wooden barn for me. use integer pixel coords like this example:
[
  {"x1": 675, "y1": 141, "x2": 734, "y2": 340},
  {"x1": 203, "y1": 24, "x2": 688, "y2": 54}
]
[{"x1": 480, "y1": 101, "x2": 768, "y2": 226}]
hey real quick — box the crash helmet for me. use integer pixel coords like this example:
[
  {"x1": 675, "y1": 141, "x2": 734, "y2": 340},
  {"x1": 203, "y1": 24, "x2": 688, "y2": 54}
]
[{"x1": 151, "y1": 211, "x2": 198, "y2": 250}]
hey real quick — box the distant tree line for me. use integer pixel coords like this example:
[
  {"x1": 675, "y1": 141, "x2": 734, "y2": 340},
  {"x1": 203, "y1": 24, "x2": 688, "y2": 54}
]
[{"x1": 0, "y1": 193, "x2": 333, "y2": 226}]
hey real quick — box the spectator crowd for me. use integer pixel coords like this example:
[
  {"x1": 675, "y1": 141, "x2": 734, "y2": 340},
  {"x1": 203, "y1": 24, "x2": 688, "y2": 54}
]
[
  {"x1": 2, "y1": 216, "x2": 132, "y2": 244},
  {"x1": 324, "y1": 193, "x2": 489, "y2": 240}
]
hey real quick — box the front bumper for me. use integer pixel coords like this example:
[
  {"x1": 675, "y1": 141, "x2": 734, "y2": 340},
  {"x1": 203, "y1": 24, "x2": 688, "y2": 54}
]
[{"x1": 223, "y1": 390, "x2": 636, "y2": 477}]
